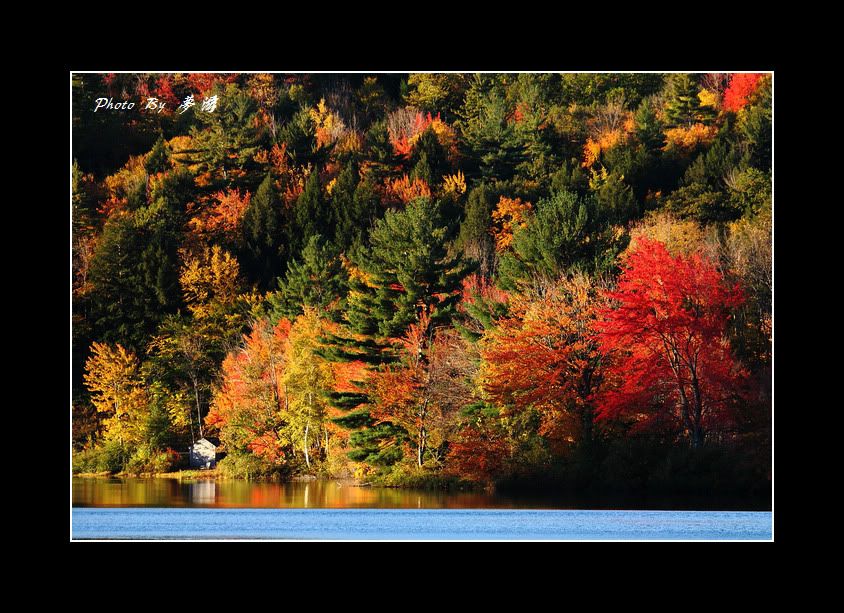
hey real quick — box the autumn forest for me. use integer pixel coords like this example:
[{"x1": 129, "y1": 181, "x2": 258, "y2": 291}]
[{"x1": 72, "y1": 73, "x2": 772, "y2": 503}]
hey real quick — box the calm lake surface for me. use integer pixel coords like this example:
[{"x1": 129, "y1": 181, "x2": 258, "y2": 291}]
[{"x1": 72, "y1": 477, "x2": 772, "y2": 540}]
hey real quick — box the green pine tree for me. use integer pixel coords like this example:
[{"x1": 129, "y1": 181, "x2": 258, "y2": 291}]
[
  {"x1": 351, "y1": 197, "x2": 466, "y2": 338},
  {"x1": 590, "y1": 168, "x2": 639, "y2": 225},
  {"x1": 363, "y1": 119, "x2": 402, "y2": 183},
  {"x1": 323, "y1": 198, "x2": 466, "y2": 468},
  {"x1": 190, "y1": 83, "x2": 260, "y2": 184},
  {"x1": 289, "y1": 171, "x2": 332, "y2": 260},
  {"x1": 456, "y1": 183, "x2": 497, "y2": 277},
  {"x1": 144, "y1": 136, "x2": 170, "y2": 175},
  {"x1": 457, "y1": 76, "x2": 526, "y2": 182},
  {"x1": 634, "y1": 99, "x2": 667, "y2": 153},
  {"x1": 278, "y1": 106, "x2": 321, "y2": 167},
  {"x1": 269, "y1": 234, "x2": 348, "y2": 320},
  {"x1": 242, "y1": 173, "x2": 286, "y2": 291},
  {"x1": 498, "y1": 189, "x2": 626, "y2": 288},
  {"x1": 330, "y1": 164, "x2": 379, "y2": 253},
  {"x1": 664, "y1": 74, "x2": 715, "y2": 128},
  {"x1": 88, "y1": 207, "x2": 182, "y2": 352},
  {"x1": 682, "y1": 117, "x2": 741, "y2": 188},
  {"x1": 738, "y1": 80, "x2": 772, "y2": 171},
  {"x1": 409, "y1": 126, "x2": 450, "y2": 185}
]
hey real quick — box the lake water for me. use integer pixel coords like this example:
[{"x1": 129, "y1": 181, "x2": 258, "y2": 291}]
[{"x1": 71, "y1": 477, "x2": 772, "y2": 540}]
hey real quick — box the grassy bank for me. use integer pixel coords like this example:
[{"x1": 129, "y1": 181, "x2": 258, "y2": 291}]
[{"x1": 73, "y1": 468, "x2": 221, "y2": 480}]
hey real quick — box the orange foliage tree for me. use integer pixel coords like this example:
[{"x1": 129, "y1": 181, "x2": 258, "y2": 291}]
[
  {"x1": 446, "y1": 423, "x2": 509, "y2": 483},
  {"x1": 247, "y1": 73, "x2": 281, "y2": 137},
  {"x1": 459, "y1": 273, "x2": 509, "y2": 311},
  {"x1": 188, "y1": 188, "x2": 251, "y2": 244},
  {"x1": 368, "y1": 311, "x2": 472, "y2": 468},
  {"x1": 254, "y1": 142, "x2": 312, "y2": 206},
  {"x1": 491, "y1": 196, "x2": 533, "y2": 251},
  {"x1": 582, "y1": 101, "x2": 634, "y2": 167},
  {"x1": 205, "y1": 318, "x2": 293, "y2": 468},
  {"x1": 663, "y1": 123, "x2": 718, "y2": 152},
  {"x1": 387, "y1": 108, "x2": 457, "y2": 161},
  {"x1": 186, "y1": 73, "x2": 239, "y2": 96},
  {"x1": 386, "y1": 174, "x2": 432, "y2": 205},
  {"x1": 480, "y1": 274, "x2": 605, "y2": 451}
]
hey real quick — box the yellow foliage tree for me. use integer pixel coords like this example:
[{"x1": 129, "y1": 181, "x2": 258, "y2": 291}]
[
  {"x1": 168, "y1": 136, "x2": 203, "y2": 173},
  {"x1": 582, "y1": 139, "x2": 602, "y2": 168},
  {"x1": 628, "y1": 211, "x2": 710, "y2": 257},
  {"x1": 664, "y1": 123, "x2": 718, "y2": 152},
  {"x1": 247, "y1": 73, "x2": 281, "y2": 136},
  {"x1": 492, "y1": 196, "x2": 533, "y2": 251},
  {"x1": 442, "y1": 170, "x2": 466, "y2": 195},
  {"x1": 83, "y1": 342, "x2": 148, "y2": 445},
  {"x1": 334, "y1": 131, "x2": 363, "y2": 155},
  {"x1": 99, "y1": 155, "x2": 148, "y2": 217},
  {"x1": 698, "y1": 89, "x2": 720, "y2": 109},
  {"x1": 280, "y1": 308, "x2": 335, "y2": 469},
  {"x1": 326, "y1": 177, "x2": 338, "y2": 195},
  {"x1": 179, "y1": 245, "x2": 242, "y2": 319},
  {"x1": 582, "y1": 129, "x2": 626, "y2": 168},
  {"x1": 310, "y1": 99, "x2": 347, "y2": 149}
]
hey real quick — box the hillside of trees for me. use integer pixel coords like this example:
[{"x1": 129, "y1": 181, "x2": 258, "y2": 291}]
[{"x1": 72, "y1": 73, "x2": 772, "y2": 501}]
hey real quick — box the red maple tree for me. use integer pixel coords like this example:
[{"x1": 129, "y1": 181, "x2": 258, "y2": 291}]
[
  {"x1": 594, "y1": 239, "x2": 748, "y2": 448},
  {"x1": 152, "y1": 75, "x2": 181, "y2": 109},
  {"x1": 723, "y1": 73, "x2": 765, "y2": 112}
]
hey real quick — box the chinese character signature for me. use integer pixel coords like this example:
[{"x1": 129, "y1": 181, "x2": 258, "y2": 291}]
[
  {"x1": 177, "y1": 95, "x2": 195, "y2": 114},
  {"x1": 177, "y1": 94, "x2": 217, "y2": 114}
]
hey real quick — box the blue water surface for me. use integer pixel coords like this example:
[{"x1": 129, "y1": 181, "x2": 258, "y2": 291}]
[{"x1": 72, "y1": 508, "x2": 772, "y2": 540}]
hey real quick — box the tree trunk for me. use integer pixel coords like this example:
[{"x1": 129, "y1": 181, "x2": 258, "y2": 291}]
[
  {"x1": 580, "y1": 369, "x2": 595, "y2": 446},
  {"x1": 188, "y1": 406, "x2": 195, "y2": 445},
  {"x1": 664, "y1": 342, "x2": 696, "y2": 448},
  {"x1": 304, "y1": 419, "x2": 310, "y2": 469},
  {"x1": 417, "y1": 424, "x2": 427, "y2": 469},
  {"x1": 670, "y1": 349, "x2": 694, "y2": 447},
  {"x1": 678, "y1": 386, "x2": 694, "y2": 447},
  {"x1": 417, "y1": 400, "x2": 428, "y2": 468},
  {"x1": 690, "y1": 375, "x2": 704, "y2": 449},
  {"x1": 581, "y1": 405, "x2": 593, "y2": 446},
  {"x1": 417, "y1": 428, "x2": 424, "y2": 468},
  {"x1": 193, "y1": 379, "x2": 203, "y2": 439},
  {"x1": 691, "y1": 425, "x2": 703, "y2": 449}
]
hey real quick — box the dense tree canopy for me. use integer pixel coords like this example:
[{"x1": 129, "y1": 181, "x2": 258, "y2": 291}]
[{"x1": 73, "y1": 73, "x2": 771, "y2": 498}]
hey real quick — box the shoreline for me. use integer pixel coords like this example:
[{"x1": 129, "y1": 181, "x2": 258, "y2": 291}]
[{"x1": 72, "y1": 470, "x2": 371, "y2": 485}]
